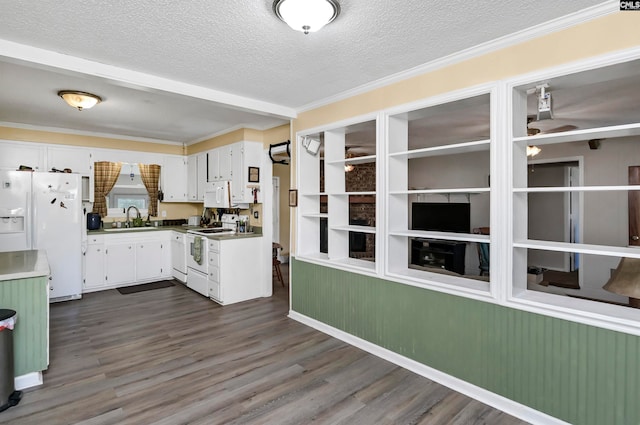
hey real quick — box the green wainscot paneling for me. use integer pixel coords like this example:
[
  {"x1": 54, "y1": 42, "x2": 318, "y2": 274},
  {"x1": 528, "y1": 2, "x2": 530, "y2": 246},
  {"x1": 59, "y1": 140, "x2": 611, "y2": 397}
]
[
  {"x1": 0, "y1": 277, "x2": 49, "y2": 377},
  {"x1": 291, "y1": 259, "x2": 640, "y2": 425}
]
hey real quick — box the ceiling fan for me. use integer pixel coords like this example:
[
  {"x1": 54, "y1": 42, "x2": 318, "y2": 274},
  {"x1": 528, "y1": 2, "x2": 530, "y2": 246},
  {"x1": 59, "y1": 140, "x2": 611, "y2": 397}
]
[
  {"x1": 527, "y1": 115, "x2": 577, "y2": 136},
  {"x1": 344, "y1": 146, "x2": 357, "y2": 172}
]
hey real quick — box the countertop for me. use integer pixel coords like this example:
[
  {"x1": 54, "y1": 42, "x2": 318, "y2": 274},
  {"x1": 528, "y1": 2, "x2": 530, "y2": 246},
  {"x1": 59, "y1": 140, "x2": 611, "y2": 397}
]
[
  {"x1": 87, "y1": 225, "x2": 263, "y2": 240},
  {"x1": 0, "y1": 250, "x2": 50, "y2": 281}
]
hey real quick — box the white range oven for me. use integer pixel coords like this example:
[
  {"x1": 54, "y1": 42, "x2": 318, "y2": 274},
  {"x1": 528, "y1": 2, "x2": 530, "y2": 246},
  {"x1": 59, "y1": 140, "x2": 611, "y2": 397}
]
[
  {"x1": 185, "y1": 225, "x2": 235, "y2": 297},
  {"x1": 185, "y1": 233, "x2": 209, "y2": 296}
]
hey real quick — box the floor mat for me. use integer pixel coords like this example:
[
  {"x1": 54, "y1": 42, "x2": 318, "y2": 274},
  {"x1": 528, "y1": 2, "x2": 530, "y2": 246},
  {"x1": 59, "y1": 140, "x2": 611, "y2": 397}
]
[{"x1": 117, "y1": 280, "x2": 175, "y2": 294}]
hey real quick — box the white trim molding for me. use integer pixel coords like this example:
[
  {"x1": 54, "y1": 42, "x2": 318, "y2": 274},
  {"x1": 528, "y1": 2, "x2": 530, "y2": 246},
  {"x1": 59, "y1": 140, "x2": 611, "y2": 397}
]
[
  {"x1": 15, "y1": 371, "x2": 43, "y2": 391},
  {"x1": 297, "y1": 1, "x2": 619, "y2": 113}
]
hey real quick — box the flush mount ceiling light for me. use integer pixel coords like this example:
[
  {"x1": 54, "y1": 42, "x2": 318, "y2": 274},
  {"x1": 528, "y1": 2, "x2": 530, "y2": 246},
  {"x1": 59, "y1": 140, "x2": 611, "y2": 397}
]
[
  {"x1": 58, "y1": 90, "x2": 102, "y2": 111},
  {"x1": 273, "y1": 0, "x2": 340, "y2": 34}
]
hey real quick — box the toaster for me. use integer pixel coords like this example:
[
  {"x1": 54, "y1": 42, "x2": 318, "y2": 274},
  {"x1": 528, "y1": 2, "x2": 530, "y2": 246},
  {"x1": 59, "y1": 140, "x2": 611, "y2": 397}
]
[{"x1": 188, "y1": 215, "x2": 201, "y2": 226}]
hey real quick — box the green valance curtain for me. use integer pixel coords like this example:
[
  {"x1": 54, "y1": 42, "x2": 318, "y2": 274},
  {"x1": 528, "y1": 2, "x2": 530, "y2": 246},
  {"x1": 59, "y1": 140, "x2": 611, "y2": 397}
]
[
  {"x1": 93, "y1": 161, "x2": 122, "y2": 217},
  {"x1": 138, "y1": 163, "x2": 161, "y2": 217}
]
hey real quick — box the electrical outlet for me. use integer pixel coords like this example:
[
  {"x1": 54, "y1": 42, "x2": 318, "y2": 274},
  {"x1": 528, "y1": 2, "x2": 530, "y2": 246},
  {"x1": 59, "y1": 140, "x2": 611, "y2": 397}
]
[
  {"x1": 254, "y1": 211, "x2": 259, "y2": 219},
  {"x1": 161, "y1": 210, "x2": 167, "y2": 217}
]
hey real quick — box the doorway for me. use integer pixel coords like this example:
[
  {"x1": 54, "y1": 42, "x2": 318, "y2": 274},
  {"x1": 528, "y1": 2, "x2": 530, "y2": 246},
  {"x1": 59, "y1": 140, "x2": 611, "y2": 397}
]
[{"x1": 528, "y1": 157, "x2": 583, "y2": 286}]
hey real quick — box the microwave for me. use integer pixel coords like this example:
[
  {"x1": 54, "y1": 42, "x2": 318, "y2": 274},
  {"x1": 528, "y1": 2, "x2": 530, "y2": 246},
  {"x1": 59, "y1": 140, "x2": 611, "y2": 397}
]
[{"x1": 204, "y1": 181, "x2": 231, "y2": 208}]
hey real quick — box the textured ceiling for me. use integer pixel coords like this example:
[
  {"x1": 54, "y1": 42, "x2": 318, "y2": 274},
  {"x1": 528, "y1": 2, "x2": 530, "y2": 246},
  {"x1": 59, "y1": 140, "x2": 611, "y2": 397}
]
[{"x1": 0, "y1": 0, "x2": 609, "y2": 144}]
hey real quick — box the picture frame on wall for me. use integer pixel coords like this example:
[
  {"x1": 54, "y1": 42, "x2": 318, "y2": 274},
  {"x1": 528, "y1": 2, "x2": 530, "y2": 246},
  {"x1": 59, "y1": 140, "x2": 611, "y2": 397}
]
[
  {"x1": 248, "y1": 166, "x2": 260, "y2": 183},
  {"x1": 289, "y1": 189, "x2": 298, "y2": 207}
]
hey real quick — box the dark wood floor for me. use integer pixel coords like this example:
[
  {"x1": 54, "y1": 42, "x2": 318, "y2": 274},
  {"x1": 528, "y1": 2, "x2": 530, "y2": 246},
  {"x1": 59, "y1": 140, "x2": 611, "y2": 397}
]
[{"x1": 1, "y1": 265, "x2": 528, "y2": 424}]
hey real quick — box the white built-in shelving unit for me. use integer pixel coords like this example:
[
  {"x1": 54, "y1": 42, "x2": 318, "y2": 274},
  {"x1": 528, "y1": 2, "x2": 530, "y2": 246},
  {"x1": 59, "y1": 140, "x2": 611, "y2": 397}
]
[
  {"x1": 297, "y1": 117, "x2": 379, "y2": 273},
  {"x1": 295, "y1": 47, "x2": 640, "y2": 334},
  {"x1": 509, "y1": 54, "x2": 640, "y2": 326},
  {"x1": 385, "y1": 89, "x2": 494, "y2": 293}
]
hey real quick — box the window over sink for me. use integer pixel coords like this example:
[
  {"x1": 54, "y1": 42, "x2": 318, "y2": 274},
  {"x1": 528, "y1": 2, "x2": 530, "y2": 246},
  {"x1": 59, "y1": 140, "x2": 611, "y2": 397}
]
[{"x1": 107, "y1": 163, "x2": 149, "y2": 217}]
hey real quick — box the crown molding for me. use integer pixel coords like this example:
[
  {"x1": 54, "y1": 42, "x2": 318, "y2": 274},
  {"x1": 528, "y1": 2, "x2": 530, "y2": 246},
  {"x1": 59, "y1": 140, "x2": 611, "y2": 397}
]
[
  {"x1": 0, "y1": 121, "x2": 182, "y2": 146},
  {"x1": 297, "y1": 1, "x2": 619, "y2": 113}
]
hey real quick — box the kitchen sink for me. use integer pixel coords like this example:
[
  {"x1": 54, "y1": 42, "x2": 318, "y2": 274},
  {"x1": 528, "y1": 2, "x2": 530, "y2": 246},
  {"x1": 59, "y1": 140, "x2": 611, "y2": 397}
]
[{"x1": 103, "y1": 227, "x2": 157, "y2": 232}]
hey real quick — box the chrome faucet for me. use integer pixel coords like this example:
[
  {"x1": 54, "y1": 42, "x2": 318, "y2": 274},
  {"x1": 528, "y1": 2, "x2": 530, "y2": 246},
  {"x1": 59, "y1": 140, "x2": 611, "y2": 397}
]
[{"x1": 126, "y1": 205, "x2": 141, "y2": 227}]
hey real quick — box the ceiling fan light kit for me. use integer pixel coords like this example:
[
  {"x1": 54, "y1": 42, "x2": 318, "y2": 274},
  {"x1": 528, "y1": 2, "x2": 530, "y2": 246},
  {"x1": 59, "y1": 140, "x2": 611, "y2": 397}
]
[
  {"x1": 526, "y1": 145, "x2": 541, "y2": 157},
  {"x1": 58, "y1": 90, "x2": 102, "y2": 111},
  {"x1": 273, "y1": 0, "x2": 340, "y2": 34}
]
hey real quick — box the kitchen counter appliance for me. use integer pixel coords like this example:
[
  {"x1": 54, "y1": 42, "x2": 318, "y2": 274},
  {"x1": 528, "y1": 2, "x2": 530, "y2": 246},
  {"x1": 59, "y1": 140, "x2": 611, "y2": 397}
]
[
  {"x1": 185, "y1": 233, "x2": 208, "y2": 296},
  {"x1": 204, "y1": 181, "x2": 231, "y2": 208},
  {"x1": 0, "y1": 171, "x2": 82, "y2": 301},
  {"x1": 87, "y1": 213, "x2": 101, "y2": 230}
]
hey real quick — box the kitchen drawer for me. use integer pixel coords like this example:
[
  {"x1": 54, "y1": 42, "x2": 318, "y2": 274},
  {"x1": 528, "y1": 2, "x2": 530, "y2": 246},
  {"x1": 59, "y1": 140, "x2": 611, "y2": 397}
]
[
  {"x1": 208, "y1": 251, "x2": 219, "y2": 267},
  {"x1": 208, "y1": 280, "x2": 220, "y2": 301},
  {"x1": 87, "y1": 235, "x2": 104, "y2": 245},
  {"x1": 208, "y1": 239, "x2": 220, "y2": 252},
  {"x1": 173, "y1": 233, "x2": 185, "y2": 242},
  {"x1": 208, "y1": 265, "x2": 219, "y2": 282}
]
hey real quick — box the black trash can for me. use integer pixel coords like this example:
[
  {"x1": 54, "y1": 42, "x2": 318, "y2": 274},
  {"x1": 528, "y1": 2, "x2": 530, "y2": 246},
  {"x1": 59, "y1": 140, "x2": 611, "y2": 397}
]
[{"x1": 0, "y1": 309, "x2": 21, "y2": 413}]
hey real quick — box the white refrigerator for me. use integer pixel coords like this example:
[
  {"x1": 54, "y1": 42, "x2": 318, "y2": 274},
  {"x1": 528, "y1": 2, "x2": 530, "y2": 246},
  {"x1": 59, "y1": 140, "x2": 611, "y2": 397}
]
[{"x1": 0, "y1": 171, "x2": 83, "y2": 301}]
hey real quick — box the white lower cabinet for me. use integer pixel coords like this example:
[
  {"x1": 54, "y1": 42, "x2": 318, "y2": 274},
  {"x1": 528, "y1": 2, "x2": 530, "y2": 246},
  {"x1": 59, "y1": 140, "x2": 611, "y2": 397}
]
[
  {"x1": 106, "y1": 242, "x2": 136, "y2": 285},
  {"x1": 207, "y1": 237, "x2": 263, "y2": 305},
  {"x1": 136, "y1": 240, "x2": 164, "y2": 281},
  {"x1": 83, "y1": 231, "x2": 171, "y2": 292},
  {"x1": 84, "y1": 243, "x2": 106, "y2": 289}
]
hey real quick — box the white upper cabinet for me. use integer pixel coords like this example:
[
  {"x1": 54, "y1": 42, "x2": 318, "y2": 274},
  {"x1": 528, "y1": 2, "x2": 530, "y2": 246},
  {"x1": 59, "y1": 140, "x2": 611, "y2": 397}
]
[
  {"x1": 47, "y1": 146, "x2": 92, "y2": 174},
  {"x1": 208, "y1": 145, "x2": 232, "y2": 181},
  {"x1": 230, "y1": 141, "x2": 262, "y2": 204},
  {"x1": 196, "y1": 153, "x2": 207, "y2": 201},
  {"x1": 187, "y1": 152, "x2": 209, "y2": 202},
  {"x1": 187, "y1": 154, "x2": 198, "y2": 201},
  {"x1": 161, "y1": 155, "x2": 187, "y2": 202},
  {"x1": 0, "y1": 141, "x2": 45, "y2": 171}
]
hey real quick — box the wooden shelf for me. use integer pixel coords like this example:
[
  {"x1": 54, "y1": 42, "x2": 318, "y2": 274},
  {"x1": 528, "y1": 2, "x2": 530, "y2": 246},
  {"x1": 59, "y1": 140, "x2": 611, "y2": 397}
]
[
  {"x1": 512, "y1": 122, "x2": 640, "y2": 146},
  {"x1": 330, "y1": 225, "x2": 376, "y2": 234},
  {"x1": 513, "y1": 240, "x2": 640, "y2": 258},
  {"x1": 389, "y1": 230, "x2": 489, "y2": 243},
  {"x1": 389, "y1": 139, "x2": 490, "y2": 159},
  {"x1": 513, "y1": 185, "x2": 640, "y2": 193},
  {"x1": 326, "y1": 154, "x2": 376, "y2": 165}
]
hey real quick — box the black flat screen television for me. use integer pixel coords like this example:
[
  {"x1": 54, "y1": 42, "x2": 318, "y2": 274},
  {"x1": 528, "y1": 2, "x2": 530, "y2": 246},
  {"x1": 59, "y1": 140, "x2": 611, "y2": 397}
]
[{"x1": 412, "y1": 202, "x2": 470, "y2": 233}]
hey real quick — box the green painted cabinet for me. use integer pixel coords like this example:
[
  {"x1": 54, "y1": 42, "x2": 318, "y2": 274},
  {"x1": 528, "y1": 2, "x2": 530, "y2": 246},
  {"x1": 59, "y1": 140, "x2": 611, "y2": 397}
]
[{"x1": 0, "y1": 276, "x2": 49, "y2": 378}]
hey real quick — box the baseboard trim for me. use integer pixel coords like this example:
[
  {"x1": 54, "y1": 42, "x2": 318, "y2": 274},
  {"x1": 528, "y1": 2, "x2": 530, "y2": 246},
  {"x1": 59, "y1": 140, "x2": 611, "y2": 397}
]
[
  {"x1": 288, "y1": 310, "x2": 569, "y2": 425},
  {"x1": 15, "y1": 371, "x2": 43, "y2": 390}
]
